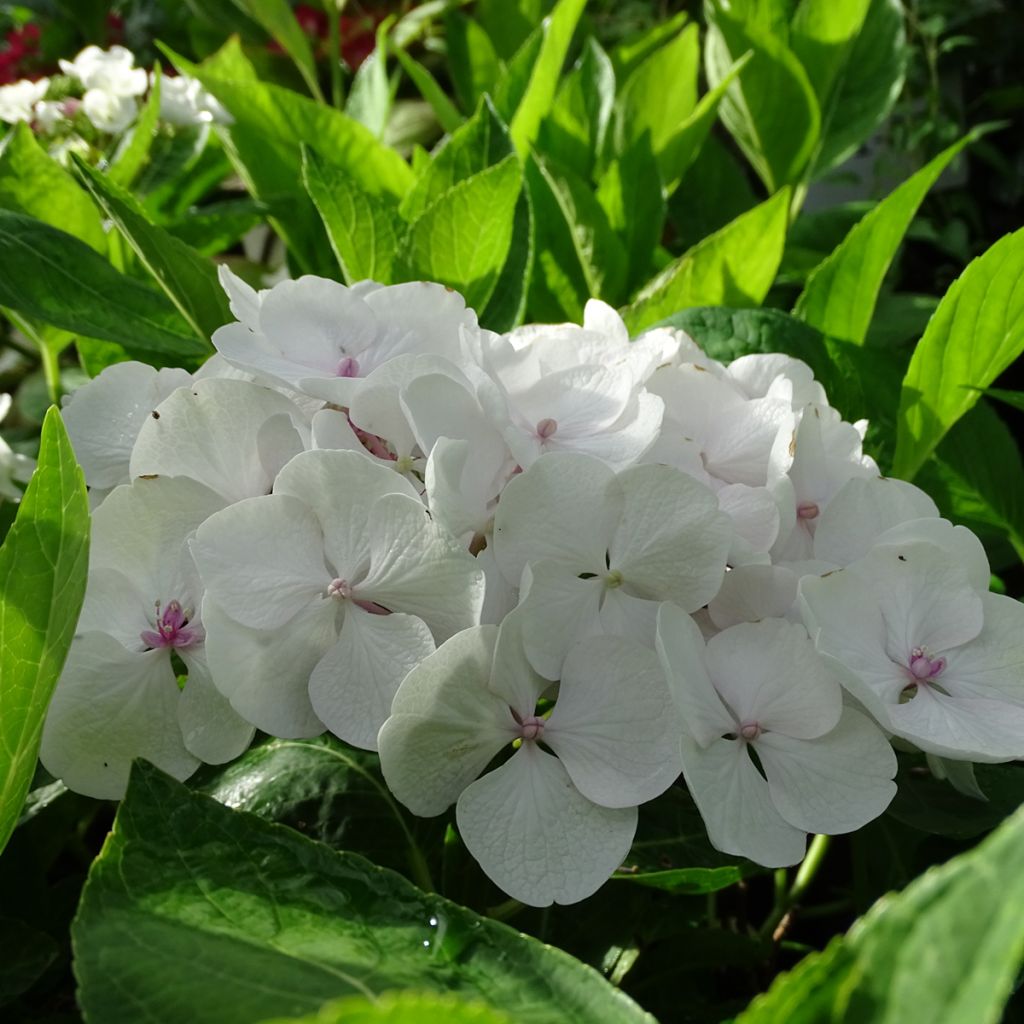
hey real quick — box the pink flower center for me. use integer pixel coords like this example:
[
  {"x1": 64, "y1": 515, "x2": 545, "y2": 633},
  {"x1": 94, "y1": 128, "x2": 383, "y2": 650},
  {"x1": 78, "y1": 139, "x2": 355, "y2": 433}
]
[
  {"x1": 908, "y1": 646, "x2": 946, "y2": 681},
  {"x1": 336, "y1": 356, "x2": 359, "y2": 377},
  {"x1": 326, "y1": 577, "x2": 391, "y2": 615},
  {"x1": 739, "y1": 721, "x2": 762, "y2": 741},
  {"x1": 536, "y1": 417, "x2": 558, "y2": 440},
  {"x1": 797, "y1": 501, "x2": 820, "y2": 520},
  {"x1": 512, "y1": 707, "x2": 545, "y2": 741},
  {"x1": 140, "y1": 600, "x2": 198, "y2": 650}
]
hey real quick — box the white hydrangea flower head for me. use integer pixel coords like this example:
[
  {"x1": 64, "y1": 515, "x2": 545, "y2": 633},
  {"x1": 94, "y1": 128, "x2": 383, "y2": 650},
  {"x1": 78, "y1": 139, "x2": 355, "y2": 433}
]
[
  {"x1": 153, "y1": 71, "x2": 231, "y2": 126},
  {"x1": 0, "y1": 393, "x2": 35, "y2": 501},
  {"x1": 799, "y1": 537, "x2": 1024, "y2": 763},
  {"x1": 191, "y1": 448, "x2": 485, "y2": 748},
  {"x1": 0, "y1": 77, "x2": 50, "y2": 123},
  {"x1": 59, "y1": 45, "x2": 147, "y2": 96},
  {"x1": 725, "y1": 353, "x2": 828, "y2": 409},
  {"x1": 40, "y1": 477, "x2": 255, "y2": 799},
  {"x1": 462, "y1": 302, "x2": 666, "y2": 471},
  {"x1": 211, "y1": 268, "x2": 478, "y2": 407},
  {"x1": 81, "y1": 88, "x2": 137, "y2": 133},
  {"x1": 656, "y1": 605, "x2": 897, "y2": 866},
  {"x1": 378, "y1": 617, "x2": 681, "y2": 905},
  {"x1": 62, "y1": 361, "x2": 192, "y2": 495},
  {"x1": 130, "y1": 378, "x2": 310, "y2": 504},
  {"x1": 493, "y1": 452, "x2": 731, "y2": 677}
]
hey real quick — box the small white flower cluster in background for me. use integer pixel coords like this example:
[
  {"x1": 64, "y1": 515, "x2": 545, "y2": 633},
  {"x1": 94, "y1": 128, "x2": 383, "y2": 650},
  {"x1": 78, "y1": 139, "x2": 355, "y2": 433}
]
[
  {"x1": 0, "y1": 393, "x2": 35, "y2": 502},
  {"x1": 0, "y1": 44, "x2": 229, "y2": 154},
  {"x1": 45, "y1": 270, "x2": 1024, "y2": 906}
]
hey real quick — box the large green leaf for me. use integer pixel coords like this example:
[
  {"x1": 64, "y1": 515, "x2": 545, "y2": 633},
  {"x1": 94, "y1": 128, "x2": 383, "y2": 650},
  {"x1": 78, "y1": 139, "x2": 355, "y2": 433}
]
[
  {"x1": 346, "y1": 24, "x2": 390, "y2": 138},
  {"x1": 73, "y1": 763, "x2": 655, "y2": 1024},
  {"x1": 303, "y1": 147, "x2": 405, "y2": 285},
  {"x1": 75, "y1": 160, "x2": 230, "y2": 344},
  {"x1": 395, "y1": 49, "x2": 463, "y2": 134},
  {"x1": 789, "y1": 0, "x2": 871, "y2": 108},
  {"x1": 0, "y1": 409, "x2": 89, "y2": 855},
  {"x1": 622, "y1": 188, "x2": 790, "y2": 334},
  {"x1": 705, "y1": 0, "x2": 821, "y2": 191},
  {"x1": 809, "y1": 0, "x2": 907, "y2": 176},
  {"x1": 507, "y1": 0, "x2": 587, "y2": 157},
  {"x1": 479, "y1": 187, "x2": 534, "y2": 333},
  {"x1": 444, "y1": 11, "x2": 502, "y2": 113},
  {"x1": 260, "y1": 992, "x2": 514, "y2": 1024},
  {"x1": 0, "y1": 123, "x2": 105, "y2": 253},
  {"x1": 736, "y1": 803, "x2": 1024, "y2": 1024},
  {"x1": 0, "y1": 211, "x2": 208, "y2": 361},
  {"x1": 794, "y1": 132, "x2": 979, "y2": 345},
  {"x1": 893, "y1": 226, "x2": 1024, "y2": 480},
  {"x1": 396, "y1": 156, "x2": 522, "y2": 311}
]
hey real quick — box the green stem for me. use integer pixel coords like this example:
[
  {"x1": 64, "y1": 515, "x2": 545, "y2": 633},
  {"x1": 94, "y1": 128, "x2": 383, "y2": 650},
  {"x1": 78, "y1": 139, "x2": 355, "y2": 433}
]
[
  {"x1": 759, "y1": 834, "x2": 832, "y2": 942},
  {"x1": 40, "y1": 342, "x2": 61, "y2": 405},
  {"x1": 327, "y1": 2, "x2": 344, "y2": 108},
  {"x1": 486, "y1": 897, "x2": 525, "y2": 922}
]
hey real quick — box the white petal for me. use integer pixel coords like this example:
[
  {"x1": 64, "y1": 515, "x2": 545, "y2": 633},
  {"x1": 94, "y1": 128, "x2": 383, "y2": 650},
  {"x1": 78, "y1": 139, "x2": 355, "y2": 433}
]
[
  {"x1": 217, "y1": 265, "x2": 262, "y2": 329},
  {"x1": 380, "y1": 625, "x2": 517, "y2": 815},
  {"x1": 310, "y1": 608, "x2": 436, "y2": 750},
  {"x1": 201, "y1": 597, "x2": 332, "y2": 738},
  {"x1": 705, "y1": 619, "x2": 842, "y2": 740},
  {"x1": 546, "y1": 637, "x2": 681, "y2": 808},
  {"x1": 655, "y1": 603, "x2": 735, "y2": 747},
  {"x1": 273, "y1": 448, "x2": 419, "y2": 579},
  {"x1": 191, "y1": 494, "x2": 328, "y2": 630},
  {"x1": 597, "y1": 589, "x2": 659, "y2": 645},
  {"x1": 62, "y1": 362, "x2": 191, "y2": 489},
  {"x1": 77, "y1": 568, "x2": 150, "y2": 648},
  {"x1": 610, "y1": 463, "x2": 731, "y2": 608},
  {"x1": 943, "y1": 592, "x2": 1024, "y2": 705},
  {"x1": 873, "y1": 518, "x2": 990, "y2": 594},
  {"x1": 717, "y1": 483, "x2": 780, "y2": 559},
  {"x1": 177, "y1": 648, "x2": 256, "y2": 763},
  {"x1": 679, "y1": 732, "x2": 807, "y2": 867},
  {"x1": 487, "y1": 608, "x2": 551, "y2": 716},
  {"x1": 456, "y1": 743, "x2": 638, "y2": 906},
  {"x1": 359, "y1": 493, "x2": 483, "y2": 641},
  {"x1": 492, "y1": 452, "x2": 621, "y2": 584},
  {"x1": 707, "y1": 564, "x2": 800, "y2": 629},
  {"x1": 40, "y1": 633, "x2": 197, "y2": 799},
  {"x1": 756, "y1": 708, "x2": 897, "y2": 834}
]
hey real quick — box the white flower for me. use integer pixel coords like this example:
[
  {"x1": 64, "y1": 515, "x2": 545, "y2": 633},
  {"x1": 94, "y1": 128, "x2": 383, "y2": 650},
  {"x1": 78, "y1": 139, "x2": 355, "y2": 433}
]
[
  {"x1": 493, "y1": 452, "x2": 731, "y2": 678},
  {"x1": 154, "y1": 71, "x2": 231, "y2": 126},
  {"x1": 0, "y1": 394, "x2": 35, "y2": 501},
  {"x1": 81, "y1": 88, "x2": 138, "y2": 133},
  {"x1": 40, "y1": 477, "x2": 255, "y2": 799},
  {"x1": 463, "y1": 302, "x2": 667, "y2": 471},
  {"x1": 211, "y1": 268, "x2": 478, "y2": 406},
  {"x1": 799, "y1": 538, "x2": 1024, "y2": 763},
  {"x1": 0, "y1": 77, "x2": 50, "y2": 123},
  {"x1": 59, "y1": 45, "x2": 146, "y2": 97},
  {"x1": 378, "y1": 619, "x2": 681, "y2": 905},
  {"x1": 32, "y1": 99, "x2": 64, "y2": 133},
  {"x1": 725, "y1": 354, "x2": 827, "y2": 409},
  {"x1": 192, "y1": 449, "x2": 485, "y2": 748},
  {"x1": 130, "y1": 378, "x2": 310, "y2": 503},
  {"x1": 656, "y1": 605, "x2": 897, "y2": 866},
  {"x1": 62, "y1": 361, "x2": 192, "y2": 494}
]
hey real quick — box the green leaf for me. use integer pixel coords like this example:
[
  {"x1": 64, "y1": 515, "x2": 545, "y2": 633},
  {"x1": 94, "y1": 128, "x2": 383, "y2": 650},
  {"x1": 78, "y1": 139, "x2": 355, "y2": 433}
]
[
  {"x1": 165, "y1": 198, "x2": 268, "y2": 256},
  {"x1": 705, "y1": 0, "x2": 821, "y2": 192},
  {"x1": 622, "y1": 188, "x2": 790, "y2": 334},
  {"x1": 789, "y1": 0, "x2": 872, "y2": 107},
  {"x1": 893, "y1": 225, "x2": 1024, "y2": 479},
  {"x1": 259, "y1": 991, "x2": 515, "y2": 1024},
  {"x1": 507, "y1": 0, "x2": 587, "y2": 157},
  {"x1": 73, "y1": 762, "x2": 657, "y2": 1024},
  {"x1": 75, "y1": 159, "x2": 230, "y2": 345},
  {"x1": 395, "y1": 49, "x2": 463, "y2": 133},
  {"x1": 809, "y1": 0, "x2": 907, "y2": 176},
  {"x1": 480, "y1": 187, "x2": 534, "y2": 333},
  {"x1": 396, "y1": 155, "x2": 522, "y2": 312},
  {"x1": 737, "y1": 803, "x2": 1024, "y2": 1024},
  {"x1": 230, "y1": 0, "x2": 324, "y2": 102},
  {"x1": 976, "y1": 386, "x2": 1024, "y2": 413},
  {"x1": 0, "y1": 916, "x2": 58, "y2": 1006},
  {"x1": 400, "y1": 98, "x2": 514, "y2": 223},
  {"x1": 609, "y1": 12, "x2": 689, "y2": 79},
  {"x1": 303, "y1": 147, "x2": 405, "y2": 285},
  {"x1": 0, "y1": 123, "x2": 105, "y2": 253},
  {"x1": 108, "y1": 66, "x2": 163, "y2": 189},
  {"x1": 444, "y1": 11, "x2": 502, "y2": 114},
  {"x1": 0, "y1": 409, "x2": 89, "y2": 855},
  {"x1": 794, "y1": 132, "x2": 980, "y2": 345},
  {"x1": 613, "y1": 23, "x2": 699, "y2": 166},
  {"x1": 475, "y1": 0, "x2": 551, "y2": 61},
  {"x1": 346, "y1": 26, "x2": 390, "y2": 138},
  {"x1": 596, "y1": 133, "x2": 665, "y2": 298},
  {"x1": 0, "y1": 211, "x2": 208, "y2": 360},
  {"x1": 614, "y1": 785, "x2": 759, "y2": 895}
]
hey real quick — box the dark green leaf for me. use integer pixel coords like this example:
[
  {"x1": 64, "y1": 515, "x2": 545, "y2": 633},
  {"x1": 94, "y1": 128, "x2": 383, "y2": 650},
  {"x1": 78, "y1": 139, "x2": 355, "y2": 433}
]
[
  {"x1": 230, "y1": 0, "x2": 324, "y2": 102},
  {"x1": 0, "y1": 211, "x2": 207, "y2": 360},
  {"x1": 0, "y1": 409, "x2": 89, "y2": 855},
  {"x1": 0, "y1": 917, "x2": 58, "y2": 1006},
  {"x1": 73, "y1": 763, "x2": 656, "y2": 1024},
  {"x1": 444, "y1": 11, "x2": 502, "y2": 114},
  {"x1": 259, "y1": 991, "x2": 515, "y2": 1024},
  {"x1": 480, "y1": 187, "x2": 533, "y2": 333},
  {"x1": 165, "y1": 198, "x2": 268, "y2": 256},
  {"x1": 75, "y1": 159, "x2": 229, "y2": 345},
  {"x1": 395, "y1": 49, "x2": 463, "y2": 134}
]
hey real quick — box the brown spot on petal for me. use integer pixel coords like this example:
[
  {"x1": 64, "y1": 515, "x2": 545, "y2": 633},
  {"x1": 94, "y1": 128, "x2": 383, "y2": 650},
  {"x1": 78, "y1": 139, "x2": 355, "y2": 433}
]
[{"x1": 139, "y1": 474, "x2": 159, "y2": 480}]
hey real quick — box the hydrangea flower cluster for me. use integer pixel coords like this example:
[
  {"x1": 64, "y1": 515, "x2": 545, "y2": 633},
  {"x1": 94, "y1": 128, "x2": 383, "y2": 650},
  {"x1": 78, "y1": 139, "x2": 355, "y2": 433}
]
[
  {"x1": 46, "y1": 269, "x2": 1024, "y2": 906},
  {"x1": 0, "y1": 44, "x2": 228, "y2": 161}
]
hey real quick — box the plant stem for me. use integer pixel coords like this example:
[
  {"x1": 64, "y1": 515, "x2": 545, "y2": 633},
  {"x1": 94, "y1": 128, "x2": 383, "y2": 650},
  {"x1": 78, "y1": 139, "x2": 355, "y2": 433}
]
[
  {"x1": 759, "y1": 833, "x2": 832, "y2": 943},
  {"x1": 39, "y1": 342, "x2": 61, "y2": 405},
  {"x1": 327, "y1": 1, "x2": 344, "y2": 108}
]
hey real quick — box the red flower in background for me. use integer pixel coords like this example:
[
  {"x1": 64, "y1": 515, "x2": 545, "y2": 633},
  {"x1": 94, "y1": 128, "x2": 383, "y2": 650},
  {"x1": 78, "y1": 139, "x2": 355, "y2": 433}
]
[
  {"x1": 273, "y1": 4, "x2": 382, "y2": 69},
  {"x1": 0, "y1": 23, "x2": 41, "y2": 84}
]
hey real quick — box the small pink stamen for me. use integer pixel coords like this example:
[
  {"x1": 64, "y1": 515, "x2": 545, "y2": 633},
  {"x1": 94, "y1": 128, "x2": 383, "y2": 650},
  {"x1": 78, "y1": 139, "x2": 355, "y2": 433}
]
[
  {"x1": 536, "y1": 418, "x2": 558, "y2": 440},
  {"x1": 336, "y1": 356, "x2": 359, "y2": 377},
  {"x1": 908, "y1": 646, "x2": 945, "y2": 681},
  {"x1": 140, "y1": 600, "x2": 198, "y2": 650},
  {"x1": 327, "y1": 578, "x2": 353, "y2": 600},
  {"x1": 797, "y1": 501, "x2": 820, "y2": 520},
  {"x1": 739, "y1": 722, "x2": 762, "y2": 741},
  {"x1": 519, "y1": 715, "x2": 545, "y2": 741}
]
